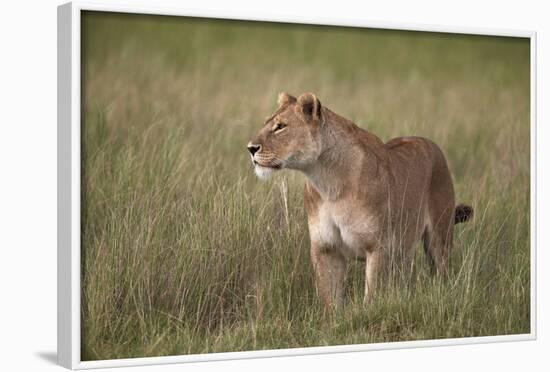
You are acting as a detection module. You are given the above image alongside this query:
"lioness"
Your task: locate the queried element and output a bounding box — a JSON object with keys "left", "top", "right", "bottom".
{"left": 247, "top": 92, "right": 473, "bottom": 310}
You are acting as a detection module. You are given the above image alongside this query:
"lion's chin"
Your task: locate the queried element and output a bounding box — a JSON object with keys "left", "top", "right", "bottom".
{"left": 254, "top": 165, "right": 279, "bottom": 181}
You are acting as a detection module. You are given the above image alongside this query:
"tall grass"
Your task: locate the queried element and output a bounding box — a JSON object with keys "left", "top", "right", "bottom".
{"left": 80, "top": 12, "right": 530, "bottom": 360}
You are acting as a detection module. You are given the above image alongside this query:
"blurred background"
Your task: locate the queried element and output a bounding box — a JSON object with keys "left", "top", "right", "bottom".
{"left": 81, "top": 11, "right": 530, "bottom": 360}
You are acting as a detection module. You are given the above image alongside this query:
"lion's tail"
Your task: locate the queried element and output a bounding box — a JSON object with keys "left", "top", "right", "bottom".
{"left": 454, "top": 204, "right": 473, "bottom": 224}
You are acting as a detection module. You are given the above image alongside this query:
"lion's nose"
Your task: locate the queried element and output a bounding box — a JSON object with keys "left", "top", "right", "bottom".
{"left": 247, "top": 144, "right": 261, "bottom": 156}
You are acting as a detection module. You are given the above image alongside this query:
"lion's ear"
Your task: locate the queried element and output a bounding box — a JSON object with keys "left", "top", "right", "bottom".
{"left": 277, "top": 92, "right": 296, "bottom": 107}
{"left": 297, "top": 92, "right": 322, "bottom": 124}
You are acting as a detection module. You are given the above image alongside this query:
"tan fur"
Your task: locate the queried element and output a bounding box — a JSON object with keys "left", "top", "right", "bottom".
{"left": 247, "top": 92, "right": 473, "bottom": 311}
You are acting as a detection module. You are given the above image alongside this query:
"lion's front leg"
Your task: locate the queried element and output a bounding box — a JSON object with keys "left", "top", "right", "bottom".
{"left": 365, "top": 248, "right": 386, "bottom": 303}
{"left": 310, "top": 242, "right": 346, "bottom": 312}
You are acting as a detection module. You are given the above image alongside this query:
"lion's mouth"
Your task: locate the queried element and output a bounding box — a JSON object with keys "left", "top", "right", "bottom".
{"left": 253, "top": 163, "right": 280, "bottom": 180}
{"left": 251, "top": 157, "right": 284, "bottom": 181}
{"left": 253, "top": 160, "right": 282, "bottom": 169}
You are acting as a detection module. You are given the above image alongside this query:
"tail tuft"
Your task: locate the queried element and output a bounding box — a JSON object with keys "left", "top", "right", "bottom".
{"left": 454, "top": 204, "right": 473, "bottom": 224}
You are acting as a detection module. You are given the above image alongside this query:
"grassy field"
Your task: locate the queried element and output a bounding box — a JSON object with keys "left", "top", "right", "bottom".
{"left": 80, "top": 12, "right": 531, "bottom": 360}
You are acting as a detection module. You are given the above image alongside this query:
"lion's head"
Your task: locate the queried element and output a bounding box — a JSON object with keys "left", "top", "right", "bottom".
{"left": 247, "top": 92, "right": 324, "bottom": 180}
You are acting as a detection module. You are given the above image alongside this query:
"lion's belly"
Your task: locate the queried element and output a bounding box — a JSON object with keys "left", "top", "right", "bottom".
{"left": 309, "top": 203, "right": 379, "bottom": 259}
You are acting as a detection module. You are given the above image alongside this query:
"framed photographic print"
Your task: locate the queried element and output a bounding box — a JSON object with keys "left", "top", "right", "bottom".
{"left": 57, "top": 1, "right": 536, "bottom": 369}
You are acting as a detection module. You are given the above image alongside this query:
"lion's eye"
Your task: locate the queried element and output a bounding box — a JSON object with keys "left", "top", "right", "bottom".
{"left": 273, "top": 123, "right": 286, "bottom": 133}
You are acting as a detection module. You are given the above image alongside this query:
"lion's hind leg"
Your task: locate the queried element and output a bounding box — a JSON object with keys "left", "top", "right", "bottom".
{"left": 423, "top": 145, "right": 456, "bottom": 277}
{"left": 422, "top": 210, "right": 453, "bottom": 277}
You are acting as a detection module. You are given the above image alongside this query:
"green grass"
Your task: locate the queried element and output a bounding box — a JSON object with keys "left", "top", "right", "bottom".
{"left": 80, "top": 11, "right": 531, "bottom": 360}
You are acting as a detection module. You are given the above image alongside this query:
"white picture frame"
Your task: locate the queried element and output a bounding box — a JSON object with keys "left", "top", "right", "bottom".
{"left": 57, "top": 1, "right": 537, "bottom": 369}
